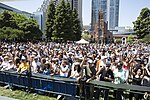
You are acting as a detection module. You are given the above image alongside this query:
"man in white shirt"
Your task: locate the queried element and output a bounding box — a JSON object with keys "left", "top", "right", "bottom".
{"left": 5, "top": 60, "right": 16, "bottom": 71}
{"left": 31, "top": 57, "right": 41, "bottom": 73}
{"left": 0, "top": 56, "right": 9, "bottom": 71}
{"left": 113, "top": 62, "right": 126, "bottom": 100}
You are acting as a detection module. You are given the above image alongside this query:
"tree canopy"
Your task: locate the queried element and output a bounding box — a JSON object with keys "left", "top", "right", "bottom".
{"left": 45, "top": 1, "right": 55, "bottom": 40}
{"left": 0, "top": 11, "right": 43, "bottom": 41}
{"left": 45, "top": 0, "right": 82, "bottom": 42}
{"left": 72, "top": 8, "right": 82, "bottom": 41}
{"left": 133, "top": 8, "right": 150, "bottom": 39}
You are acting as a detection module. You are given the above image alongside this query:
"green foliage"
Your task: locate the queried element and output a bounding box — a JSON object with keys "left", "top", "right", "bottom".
{"left": 0, "top": 11, "right": 43, "bottom": 41}
{"left": 72, "top": 9, "right": 82, "bottom": 41}
{"left": 64, "top": 1, "right": 73, "bottom": 41}
{"left": 0, "top": 87, "right": 56, "bottom": 100}
{"left": 0, "top": 11, "right": 18, "bottom": 29}
{"left": 127, "top": 34, "right": 135, "bottom": 43}
{"left": 0, "top": 27, "right": 23, "bottom": 41}
{"left": 52, "top": 0, "right": 66, "bottom": 41}
{"left": 45, "top": 1, "right": 55, "bottom": 40}
{"left": 82, "top": 33, "right": 91, "bottom": 41}
{"left": 140, "top": 33, "right": 150, "bottom": 43}
{"left": 20, "top": 19, "right": 43, "bottom": 40}
{"left": 133, "top": 8, "right": 150, "bottom": 39}
{"left": 46, "top": 0, "right": 82, "bottom": 42}
{"left": 115, "top": 39, "right": 122, "bottom": 43}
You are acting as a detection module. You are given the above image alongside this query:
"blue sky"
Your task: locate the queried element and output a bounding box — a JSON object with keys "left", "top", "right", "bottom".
{"left": 1, "top": 0, "right": 150, "bottom": 27}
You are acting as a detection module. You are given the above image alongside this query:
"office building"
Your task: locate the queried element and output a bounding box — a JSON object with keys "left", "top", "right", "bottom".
{"left": 0, "top": 2, "right": 33, "bottom": 18}
{"left": 69, "top": 0, "right": 82, "bottom": 24}
{"left": 107, "top": 0, "right": 119, "bottom": 30}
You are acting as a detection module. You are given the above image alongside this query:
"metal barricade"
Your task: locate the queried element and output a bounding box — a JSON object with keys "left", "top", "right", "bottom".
{"left": 0, "top": 71, "right": 77, "bottom": 97}
{"left": 0, "top": 70, "right": 150, "bottom": 100}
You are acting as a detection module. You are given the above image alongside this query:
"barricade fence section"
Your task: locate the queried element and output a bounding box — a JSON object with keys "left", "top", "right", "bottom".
{"left": 0, "top": 71, "right": 77, "bottom": 97}
{"left": 0, "top": 71, "right": 150, "bottom": 100}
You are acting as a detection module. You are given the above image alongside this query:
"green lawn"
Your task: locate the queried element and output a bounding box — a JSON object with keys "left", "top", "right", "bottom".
{"left": 0, "top": 87, "right": 57, "bottom": 100}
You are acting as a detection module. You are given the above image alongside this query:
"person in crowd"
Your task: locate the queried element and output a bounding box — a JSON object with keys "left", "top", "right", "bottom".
{"left": 80, "top": 56, "right": 96, "bottom": 99}
{"left": 113, "top": 61, "right": 126, "bottom": 100}
{"left": 96, "top": 56, "right": 107, "bottom": 80}
{"left": 51, "top": 58, "right": 60, "bottom": 75}
{"left": 43, "top": 61, "right": 51, "bottom": 75}
{"left": 17, "top": 56, "right": 30, "bottom": 74}
{"left": 5, "top": 60, "right": 17, "bottom": 71}
{"left": 129, "top": 68, "right": 143, "bottom": 100}
{"left": 31, "top": 56, "right": 41, "bottom": 73}
{"left": 59, "top": 60, "right": 70, "bottom": 77}
{"left": 95, "top": 62, "right": 114, "bottom": 100}
{"left": 0, "top": 42, "right": 149, "bottom": 99}
{"left": 0, "top": 56, "right": 9, "bottom": 71}
{"left": 70, "top": 62, "right": 82, "bottom": 79}
{"left": 142, "top": 59, "right": 150, "bottom": 87}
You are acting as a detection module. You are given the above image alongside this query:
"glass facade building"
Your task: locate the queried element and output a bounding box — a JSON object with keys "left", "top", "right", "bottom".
{"left": 91, "top": 0, "right": 119, "bottom": 30}
{"left": 0, "top": 2, "right": 33, "bottom": 18}
{"left": 107, "top": 0, "right": 119, "bottom": 30}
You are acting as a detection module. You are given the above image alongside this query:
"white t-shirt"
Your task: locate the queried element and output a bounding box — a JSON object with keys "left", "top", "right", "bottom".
{"left": 59, "top": 65, "right": 69, "bottom": 77}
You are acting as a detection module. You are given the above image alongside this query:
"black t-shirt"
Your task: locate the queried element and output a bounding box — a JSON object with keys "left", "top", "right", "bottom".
{"left": 132, "top": 76, "right": 142, "bottom": 86}
{"left": 90, "top": 66, "right": 96, "bottom": 76}
{"left": 100, "top": 69, "right": 114, "bottom": 82}
{"left": 85, "top": 65, "right": 96, "bottom": 79}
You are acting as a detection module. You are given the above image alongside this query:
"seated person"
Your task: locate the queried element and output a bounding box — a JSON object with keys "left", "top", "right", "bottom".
{"left": 5, "top": 60, "right": 17, "bottom": 71}
{"left": 0, "top": 56, "right": 9, "bottom": 71}
{"left": 17, "top": 56, "right": 30, "bottom": 74}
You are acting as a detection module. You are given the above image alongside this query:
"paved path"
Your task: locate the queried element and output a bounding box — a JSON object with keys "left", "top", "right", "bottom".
{"left": 0, "top": 96, "right": 17, "bottom": 100}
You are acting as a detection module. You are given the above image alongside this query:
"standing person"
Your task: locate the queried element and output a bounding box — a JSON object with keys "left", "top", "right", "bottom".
{"left": 129, "top": 68, "right": 143, "bottom": 100}
{"left": 96, "top": 56, "right": 107, "bottom": 80}
{"left": 70, "top": 62, "right": 82, "bottom": 79}
{"left": 42, "top": 61, "right": 51, "bottom": 75}
{"left": 113, "top": 62, "right": 126, "bottom": 100}
{"left": 31, "top": 57, "right": 41, "bottom": 73}
{"left": 142, "top": 56, "right": 150, "bottom": 87}
{"left": 81, "top": 56, "right": 96, "bottom": 100}
{"left": 59, "top": 60, "right": 70, "bottom": 77}
{"left": 95, "top": 62, "right": 114, "bottom": 100}
{"left": 5, "top": 60, "right": 17, "bottom": 71}
{"left": 0, "top": 56, "right": 10, "bottom": 71}
{"left": 17, "top": 56, "right": 30, "bottom": 74}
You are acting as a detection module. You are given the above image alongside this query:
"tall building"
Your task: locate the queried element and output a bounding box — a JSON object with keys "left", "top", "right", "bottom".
{"left": 107, "top": 0, "right": 119, "bottom": 30}
{"left": 0, "top": 2, "right": 33, "bottom": 18}
{"left": 69, "top": 0, "right": 82, "bottom": 24}
{"left": 91, "top": 0, "right": 119, "bottom": 31}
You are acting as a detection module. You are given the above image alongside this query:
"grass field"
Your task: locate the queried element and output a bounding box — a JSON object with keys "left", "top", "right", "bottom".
{"left": 0, "top": 86, "right": 57, "bottom": 100}
{"left": 0, "top": 86, "right": 145, "bottom": 100}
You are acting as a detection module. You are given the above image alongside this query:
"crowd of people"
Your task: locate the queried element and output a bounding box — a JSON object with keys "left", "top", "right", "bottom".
{"left": 0, "top": 42, "right": 150, "bottom": 100}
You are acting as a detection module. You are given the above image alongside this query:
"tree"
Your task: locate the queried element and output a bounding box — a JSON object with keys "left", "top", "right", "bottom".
{"left": 127, "top": 34, "right": 134, "bottom": 43}
{"left": 0, "top": 27, "right": 23, "bottom": 41}
{"left": 72, "top": 9, "right": 82, "bottom": 41}
{"left": 140, "top": 34, "right": 150, "bottom": 43}
{"left": 133, "top": 8, "right": 150, "bottom": 39}
{"left": 0, "top": 11, "right": 43, "bottom": 41}
{"left": 52, "top": 0, "right": 74, "bottom": 42}
{"left": 0, "top": 11, "right": 18, "bottom": 29}
{"left": 45, "top": 1, "right": 55, "bottom": 40}
{"left": 64, "top": 0, "right": 73, "bottom": 40}
{"left": 82, "top": 33, "right": 91, "bottom": 41}
{"left": 52, "top": 0, "right": 67, "bottom": 41}
{"left": 19, "top": 19, "right": 43, "bottom": 40}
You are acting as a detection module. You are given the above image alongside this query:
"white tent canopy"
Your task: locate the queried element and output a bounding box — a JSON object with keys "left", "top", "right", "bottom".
{"left": 76, "top": 39, "right": 89, "bottom": 44}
